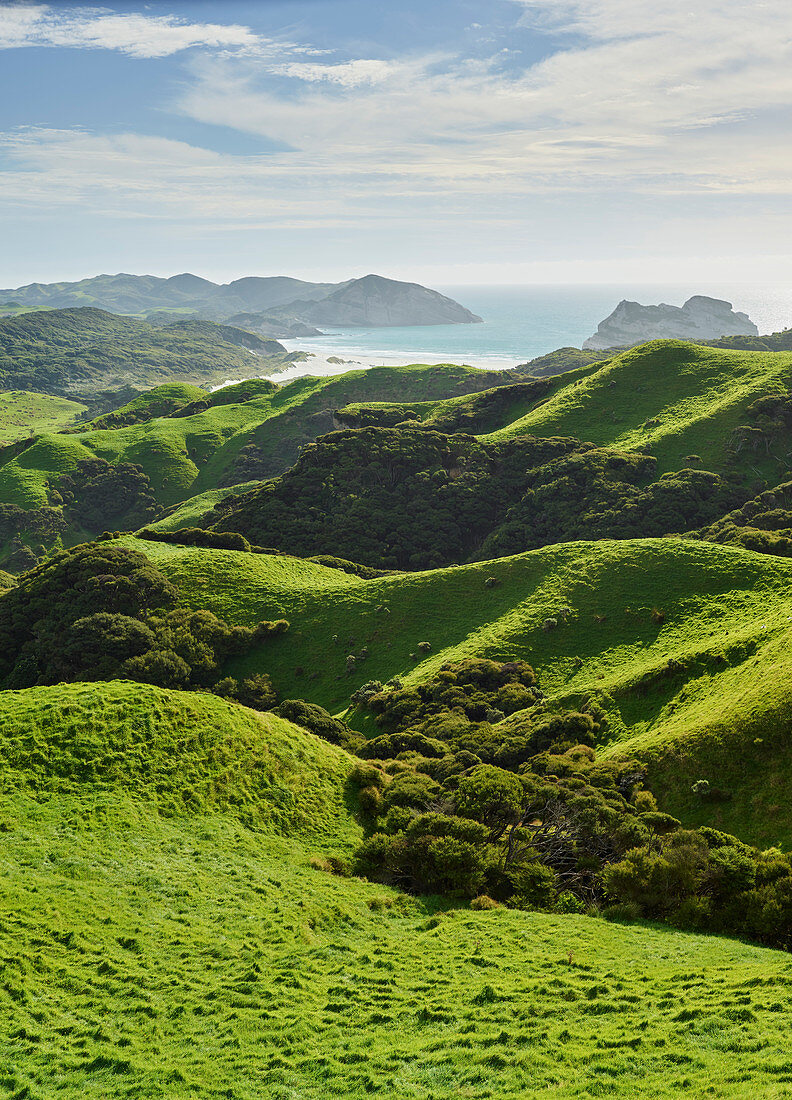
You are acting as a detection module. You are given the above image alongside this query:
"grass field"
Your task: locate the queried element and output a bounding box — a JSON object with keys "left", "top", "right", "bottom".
{"left": 485, "top": 341, "right": 792, "bottom": 480}
{"left": 115, "top": 535, "right": 792, "bottom": 847}
{"left": 0, "top": 390, "right": 87, "bottom": 443}
{"left": 4, "top": 679, "right": 792, "bottom": 1099}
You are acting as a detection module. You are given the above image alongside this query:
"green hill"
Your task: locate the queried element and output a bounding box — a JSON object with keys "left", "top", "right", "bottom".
{"left": 0, "top": 307, "right": 290, "bottom": 397}
{"left": 206, "top": 342, "right": 792, "bottom": 568}
{"left": 487, "top": 341, "right": 792, "bottom": 479}
{"left": 0, "top": 679, "right": 355, "bottom": 834}
{"left": 341, "top": 341, "right": 792, "bottom": 482}
{"left": 4, "top": 678, "right": 792, "bottom": 1098}
{"left": 114, "top": 535, "right": 792, "bottom": 847}
{"left": 0, "top": 363, "right": 524, "bottom": 569}
{"left": 83, "top": 382, "right": 208, "bottom": 430}
{"left": 0, "top": 390, "right": 87, "bottom": 442}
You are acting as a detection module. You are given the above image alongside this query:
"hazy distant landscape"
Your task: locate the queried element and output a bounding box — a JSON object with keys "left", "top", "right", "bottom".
{"left": 2, "top": 1, "right": 792, "bottom": 1098}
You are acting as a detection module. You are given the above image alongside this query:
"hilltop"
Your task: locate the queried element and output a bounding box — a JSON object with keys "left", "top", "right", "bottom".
{"left": 269, "top": 274, "right": 482, "bottom": 327}
{"left": 5, "top": 340, "right": 792, "bottom": 573}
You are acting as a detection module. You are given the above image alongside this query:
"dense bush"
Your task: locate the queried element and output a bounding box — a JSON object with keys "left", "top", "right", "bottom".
{"left": 0, "top": 544, "right": 285, "bottom": 700}
{"left": 695, "top": 478, "right": 792, "bottom": 557}
{"left": 347, "top": 657, "right": 792, "bottom": 948}
{"left": 604, "top": 829, "right": 792, "bottom": 948}
{"left": 54, "top": 457, "right": 162, "bottom": 532}
{"left": 138, "top": 526, "right": 252, "bottom": 551}
{"left": 211, "top": 427, "right": 744, "bottom": 570}
{"left": 276, "top": 698, "right": 360, "bottom": 750}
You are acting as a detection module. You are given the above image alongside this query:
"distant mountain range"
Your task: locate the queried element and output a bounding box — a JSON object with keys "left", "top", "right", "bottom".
{"left": 0, "top": 272, "right": 482, "bottom": 336}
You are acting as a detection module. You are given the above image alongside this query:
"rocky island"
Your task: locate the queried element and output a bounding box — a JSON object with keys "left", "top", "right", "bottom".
{"left": 583, "top": 294, "right": 758, "bottom": 350}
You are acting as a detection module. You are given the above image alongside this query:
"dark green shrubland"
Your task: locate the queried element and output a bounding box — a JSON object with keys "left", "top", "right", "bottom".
{"left": 349, "top": 658, "right": 792, "bottom": 949}
{"left": 212, "top": 427, "right": 744, "bottom": 570}
{"left": 0, "top": 543, "right": 285, "bottom": 701}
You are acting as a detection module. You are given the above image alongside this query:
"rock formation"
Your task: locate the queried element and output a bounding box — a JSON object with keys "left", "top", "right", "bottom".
{"left": 583, "top": 295, "right": 758, "bottom": 350}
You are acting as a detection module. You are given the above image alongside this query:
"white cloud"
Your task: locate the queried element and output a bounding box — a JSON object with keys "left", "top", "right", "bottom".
{"left": 173, "top": 0, "right": 792, "bottom": 202}
{"left": 0, "top": 3, "right": 259, "bottom": 58}
{"left": 1, "top": 0, "right": 791, "bottom": 247}
{"left": 271, "top": 58, "right": 404, "bottom": 88}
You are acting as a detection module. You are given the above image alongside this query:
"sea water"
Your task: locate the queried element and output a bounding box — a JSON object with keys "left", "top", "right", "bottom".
{"left": 274, "top": 283, "right": 792, "bottom": 381}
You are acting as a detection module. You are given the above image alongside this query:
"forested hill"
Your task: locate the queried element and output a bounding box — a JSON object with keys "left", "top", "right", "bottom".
{"left": 0, "top": 307, "right": 290, "bottom": 396}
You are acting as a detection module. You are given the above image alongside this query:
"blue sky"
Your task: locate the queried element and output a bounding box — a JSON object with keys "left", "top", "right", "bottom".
{"left": 0, "top": 0, "right": 791, "bottom": 287}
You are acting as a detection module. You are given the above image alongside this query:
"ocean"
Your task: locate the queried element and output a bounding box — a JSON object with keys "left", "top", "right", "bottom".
{"left": 273, "top": 283, "right": 792, "bottom": 382}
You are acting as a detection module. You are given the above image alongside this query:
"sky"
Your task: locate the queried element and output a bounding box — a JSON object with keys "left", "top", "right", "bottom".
{"left": 0, "top": 0, "right": 791, "bottom": 288}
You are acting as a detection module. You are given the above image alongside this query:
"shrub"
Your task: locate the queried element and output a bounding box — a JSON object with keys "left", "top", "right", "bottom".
{"left": 470, "top": 895, "right": 500, "bottom": 910}
{"left": 602, "top": 901, "right": 641, "bottom": 923}
{"left": 358, "top": 786, "right": 383, "bottom": 816}
{"left": 350, "top": 761, "right": 387, "bottom": 791}
{"left": 507, "top": 861, "right": 556, "bottom": 909}
{"left": 276, "top": 698, "right": 355, "bottom": 746}
{"left": 455, "top": 765, "right": 524, "bottom": 836}
{"left": 381, "top": 772, "right": 440, "bottom": 812}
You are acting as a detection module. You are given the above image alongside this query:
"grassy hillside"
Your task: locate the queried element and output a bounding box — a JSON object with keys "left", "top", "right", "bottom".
{"left": 0, "top": 307, "right": 290, "bottom": 397}
{"left": 0, "top": 680, "right": 355, "bottom": 835}
{"left": 117, "top": 535, "right": 792, "bottom": 847}
{"left": 149, "top": 481, "right": 262, "bottom": 531}
{"left": 202, "top": 341, "right": 792, "bottom": 570}
{"left": 4, "top": 678, "right": 792, "bottom": 1098}
{"left": 0, "top": 390, "right": 87, "bottom": 442}
{"left": 486, "top": 341, "right": 792, "bottom": 479}
{"left": 84, "top": 382, "right": 208, "bottom": 430}
{"left": 339, "top": 342, "right": 792, "bottom": 488}
{"left": 0, "top": 363, "right": 525, "bottom": 567}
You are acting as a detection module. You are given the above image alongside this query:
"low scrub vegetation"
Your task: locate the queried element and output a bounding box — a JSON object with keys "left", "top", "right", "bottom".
{"left": 347, "top": 659, "right": 792, "bottom": 949}
{"left": 0, "top": 544, "right": 285, "bottom": 705}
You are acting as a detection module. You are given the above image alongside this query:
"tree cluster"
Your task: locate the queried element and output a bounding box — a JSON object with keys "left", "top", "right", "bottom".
{"left": 344, "top": 658, "right": 792, "bottom": 949}
{"left": 0, "top": 544, "right": 285, "bottom": 704}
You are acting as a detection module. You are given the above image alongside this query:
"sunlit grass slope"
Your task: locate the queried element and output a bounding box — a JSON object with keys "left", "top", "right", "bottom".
{"left": 148, "top": 481, "right": 262, "bottom": 531}
{"left": 85, "top": 381, "right": 207, "bottom": 430}
{"left": 0, "top": 363, "right": 514, "bottom": 511}
{"left": 486, "top": 341, "right": 792, "bottom": 477}
{"left": 0, "top": 680, "right": 356, "bottom": 837}
{"left": 0, "top": 390, "right": 86, "bottom": 442}
{"left": 341, "top": 342, "right": 792, "bottom": 483}
{"left": 119, "top": 536, "right": 792, "bottom": 846}
{"left": 4, "top": 680, "right": 792, "bottom": 1098}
